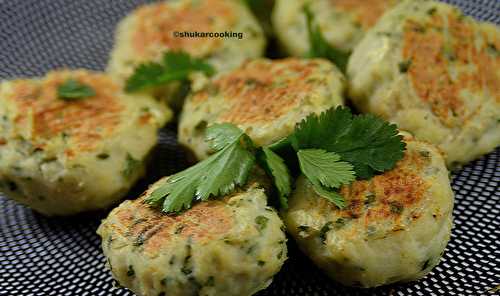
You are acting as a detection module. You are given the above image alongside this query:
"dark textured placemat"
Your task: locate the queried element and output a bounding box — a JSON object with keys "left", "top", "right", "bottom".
{"left": 0, "top": 1, "right": 499, "bottom": 295}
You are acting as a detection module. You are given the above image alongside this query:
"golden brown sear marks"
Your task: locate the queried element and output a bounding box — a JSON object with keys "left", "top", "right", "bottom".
{"left": 315, "top": 142, "right": 430, "bottom": 234}
{"left": 403, "top": 11, "right": 500, "bottom": 127}
{"left": 193, "top": 59, "right": 323, "bottom": 124}
{"left": 113, "top": 197, "right": 233, "bottom": 255}
{"left": 132, "top": 0, "right": 235, "bottom": 58}
{"left": 332, "top": 0, "right": 395, "bottom": 29}
{"left": 8, "top": 72, "right": 124, "bottom": 154}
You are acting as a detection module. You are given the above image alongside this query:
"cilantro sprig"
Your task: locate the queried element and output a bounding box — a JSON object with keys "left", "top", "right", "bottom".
{"left": 146, "top": 124, "right": 255, "bottom": 213}
{"left": 147, "top": 107, "right": 405, "bottom": 213}
{"left": 57, "top": 79, "right": 96, "bottom": 101}
{"left": 303, "top": 4, "right": 350, "bottom": 72}
{"left": 290, "top": 107, "right": 406, "bottom": 179}
{"left": 125, "top": 51, "right": 215, "bottom": 93}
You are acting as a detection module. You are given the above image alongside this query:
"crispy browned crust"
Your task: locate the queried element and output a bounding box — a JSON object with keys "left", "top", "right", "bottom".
{"left": 7, "top": 71, "right": 124, "bottom": 154}
{"left": 110, "top": 196, "right": 233, "bottom": 255}
{"left": 192, "top": 58, "right": 329, "bottom": 124}
{"left": 310, "top": 137, "right": 432, "bottom": 238}
{"left": 402, "top": 11, "right": 500, "bottom": 127}
{"left": 131, "top": 0, "right": 235, "bottom": 57}
{"left": 332, "top": 0, "right": 396, "bottom": 29}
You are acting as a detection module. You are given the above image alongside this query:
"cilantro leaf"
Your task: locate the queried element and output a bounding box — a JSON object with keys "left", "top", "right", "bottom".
{"left": 312, "top": 185, "right": 346, "bottom": 208}
{"left": 290, "top": 106, "right": 352, "bottom": 151}
{"left": 145, "top": 125, "right": 255, "bottom": 213}
{"left": 297, "top": 149, "right": 354, "bottom": 208}
{"left": 297, "top": 149, "right": 355, "bottom": 188}
{"left": 205, "top": 123, "right": 248, "bottom": 152}
{"left": 57, "top": 79, "right": 96, "bottom": 101}
{"left": 303, "top": 4, "right": 350, "bottom": 72}
{"left": 125, "top": 51, "right": 215, "bottom": 93}
{"left": 258, "top": 147, "right": 292, "bottom": 208}
{"left": 122, "top": 153, "right": 141, "bottom": 179}
{"left": 291, "top": 106, "right": 406, "bottom": 179}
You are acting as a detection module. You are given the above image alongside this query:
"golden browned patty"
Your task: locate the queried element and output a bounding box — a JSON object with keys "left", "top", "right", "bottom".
{"left": 6, "top": 71, "right": 124, "bottom": 153}
{"left": 348, "top": 0, "right": 500, "bottom": 167}
{"left": 97, "top": 178, "right": 287, "bottom": 296}
{"left": 272, "top": 0, "right": 398, "bottom": 56}
{"left": 0, "top": 70, "right": 169, "bottom": 215}
{"left": 108, "top": 0, "right": 266, "bottom": 88}
{"left": 179, "top": 58, "right": 345, "bottom": 159}
{"left": 284, "top": 134, "right": 454, "bottom": 287}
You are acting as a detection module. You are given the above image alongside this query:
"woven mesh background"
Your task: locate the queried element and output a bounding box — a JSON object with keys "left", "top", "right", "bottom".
{"left": 0, "top": 0, "right": 499, "bottom": 295}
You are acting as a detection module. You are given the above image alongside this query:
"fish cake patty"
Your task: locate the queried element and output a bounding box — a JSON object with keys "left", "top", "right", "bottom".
{"left": 347, "top": 0, "right": 500, "bottom": 167}
{"left": 284, "top": 136, "right": 454, "bottom": 287}
{"left": 179, "top": 58, "right": 345, "bottom": 159}
{"left": 108, "top": 0, "right": 266, "bottom": 87}
{"left": 97, "top": 179, "right": 287, "bottom": 296}
{"left": 0, "top": 69, "right": 169, "bottom": 215}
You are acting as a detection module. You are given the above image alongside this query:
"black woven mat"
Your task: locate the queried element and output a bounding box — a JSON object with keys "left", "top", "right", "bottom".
{"left": 0, "top": 1, "right": 499, "bottom": 295}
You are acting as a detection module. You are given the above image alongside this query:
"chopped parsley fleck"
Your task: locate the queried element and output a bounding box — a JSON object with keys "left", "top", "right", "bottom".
{"left": 205, "top": 276, "right": 215, "bottom": 287}
{"left": 257, "top": 260, "right": 266, "bottom": 266}
{"left": 122, "top": 153, "right": 141, "bottom": 179}
{"left": 97, "top": 153, "right": 109, "bottom": 160}
{"left": 389, "top": 201, "right": 404, "bottom": 214}
{"left": 127, "top": 265, "right": 135, "bottom": 277}
{"left": 364, "top": 193, "right": 376, "bottom": 206}
{"left": 333, "top": 217, "right": 349, "bottom": 230}
{"left": 57, "top": 79, "right": 96, "bottom": 101}
{"left": 421, "top": 258, "right": 432, "bottom": 271}
{"left": 255, "top": 216, "right": 269, "bottom": 232}
{"left": 319, "top": 221, "right": 333, "bottom": 244}
{"left": 398, "top": 60, "right": 412, "bottom": 73}
{"left": 298, "top": 225, "right": 310, "bottom": 232}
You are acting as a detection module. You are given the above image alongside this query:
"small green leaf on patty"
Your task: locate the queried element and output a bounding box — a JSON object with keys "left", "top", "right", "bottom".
{"left": 122, "top": 153, "right": 141, "bottom": 179}
{"left": 57, "top": 79, "right": 96, "bottom": 101}
{"left": 125, "top": 51, "right": 215, "bottom": 92}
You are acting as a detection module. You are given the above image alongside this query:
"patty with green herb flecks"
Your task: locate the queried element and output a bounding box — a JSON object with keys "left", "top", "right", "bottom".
{"left": 108, "top": 0, "right": 266, "bottom": 95}
{"left": 272, "top": 0, "right": 398, "bottom": 57}
{"left": 97, "top": 176, "right": 287, "bottom": 296}
{"left": 347, "top": 0, "right": 500, "bottom": 168}
{"left": 0, "top": 69, "right": 169, "bottom": 216}
{"left": 284, "top": 134, "right": 453, "bottom": 287}
{"left": 179, "top": 58, "right": 345, "bottom": 160}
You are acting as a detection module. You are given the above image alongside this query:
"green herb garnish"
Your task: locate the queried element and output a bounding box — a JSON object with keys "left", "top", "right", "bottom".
{"left": 57, "top": 79, "right": 96, "bottom": 101}
{"left": 290, "top": 106, "right": 406, "bottom": 179}
{"left": 303, "top": 4, "right": 350, "bottom": 72}
{"left": 255, "top": 215, "right": 269, "bottom": 232}
{"left": 258, "top": 147, "right": 291, "bottom": 208}
{"left": 125, "top": 51, "right": 215, "bottom": 92}
{"left": 146, "top": 107, "right": 405, "bottom": 213}
{"left": 122, "top": 153, "right": 141, "bottom": 179}
{"left": 398, "top": 60, "right": 412, "bottom": 73}
{"left": 297, "top": 149, "right": 354, "bottom": 207}
{"left": 145, "top": 123, "right": 255, "bottom": 213}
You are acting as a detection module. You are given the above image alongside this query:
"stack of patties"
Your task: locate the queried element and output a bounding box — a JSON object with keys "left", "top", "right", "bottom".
{"left": 0, "top": 70, "right": 169, "bottom": 216}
